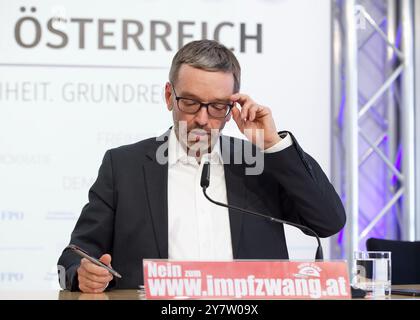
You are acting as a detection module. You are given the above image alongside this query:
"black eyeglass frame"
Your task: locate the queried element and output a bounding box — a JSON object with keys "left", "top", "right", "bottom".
{"left": 171, "top": 83, "right": 234, "bottom": 119}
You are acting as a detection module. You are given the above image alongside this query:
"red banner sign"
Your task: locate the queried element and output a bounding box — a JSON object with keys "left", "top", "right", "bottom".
{"left": 143, "top": 260, "right": 350, "bottom": 299}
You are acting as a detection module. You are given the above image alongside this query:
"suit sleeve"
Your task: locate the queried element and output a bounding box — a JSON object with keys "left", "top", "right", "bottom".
{"left": 263, "top": 132, "right": 346, "bottom": 238}
{"left": 57, "top": 150, "right": 117, "bottom": 291}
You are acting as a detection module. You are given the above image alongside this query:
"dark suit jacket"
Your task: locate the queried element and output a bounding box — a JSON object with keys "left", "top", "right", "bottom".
{"left": 58, "top": 130, "right": 346, "bottom": 291}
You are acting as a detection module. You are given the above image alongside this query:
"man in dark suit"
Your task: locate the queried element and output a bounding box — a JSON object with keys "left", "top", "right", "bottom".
{"left": 58, "top": 40, "right": 346, "bottom": 293}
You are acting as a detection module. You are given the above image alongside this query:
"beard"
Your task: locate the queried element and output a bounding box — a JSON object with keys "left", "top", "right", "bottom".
{"left": 175, "top": 121, "right": 221, "bottom": 158}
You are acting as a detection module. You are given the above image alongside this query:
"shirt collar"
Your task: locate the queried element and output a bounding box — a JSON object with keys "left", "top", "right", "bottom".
{"left": 168, "top": 127, "right": 223, "bottom": 167}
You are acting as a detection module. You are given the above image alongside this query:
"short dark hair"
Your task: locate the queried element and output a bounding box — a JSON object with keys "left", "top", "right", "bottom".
{"left": 169, "top": 40, "right": 241, "bottom": 92}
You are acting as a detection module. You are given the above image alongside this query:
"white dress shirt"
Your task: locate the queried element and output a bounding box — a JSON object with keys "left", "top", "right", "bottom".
{"left": 167, "top": 129, "right": 293, "bottom": 260}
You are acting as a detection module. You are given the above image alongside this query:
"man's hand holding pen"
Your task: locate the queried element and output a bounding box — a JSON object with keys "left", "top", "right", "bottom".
{"left": 77, "top": 254, "right": 113, "bottom": 293}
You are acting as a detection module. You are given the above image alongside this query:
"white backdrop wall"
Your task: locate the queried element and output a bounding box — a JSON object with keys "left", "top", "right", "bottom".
{"left": 0, "top": 0, "right": 332, "bottom": 290}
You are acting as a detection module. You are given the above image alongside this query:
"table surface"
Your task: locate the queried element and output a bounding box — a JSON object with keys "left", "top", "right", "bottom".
{"left": 0, "top": 285, "right": 419, "bottom": 300}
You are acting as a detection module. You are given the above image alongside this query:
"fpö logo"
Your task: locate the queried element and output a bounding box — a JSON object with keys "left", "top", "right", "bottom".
{"left": 294, "top": 263, "right": 321, "bottom": 278}
{"left": 0, "top": 272, "right": 24, "bottom": 282}
{"left": 0, "top": 210, "right": 24, "bottom": 221}
{"left": 13, "top": 5, "right": 263, "bottom": 52}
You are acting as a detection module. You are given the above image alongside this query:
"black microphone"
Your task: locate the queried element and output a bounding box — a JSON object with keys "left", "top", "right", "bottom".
{"left": 200, "top": 161, "right": 323, "bottom": 260}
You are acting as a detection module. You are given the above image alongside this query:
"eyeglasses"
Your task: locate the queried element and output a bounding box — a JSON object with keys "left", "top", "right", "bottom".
{"left": 171, "top": 84, "right": 233, "bottom": 119}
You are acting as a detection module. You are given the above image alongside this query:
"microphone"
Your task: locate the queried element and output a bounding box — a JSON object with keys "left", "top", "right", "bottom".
{"left": 200, "top": 161, "right": 324, "bottom": 260}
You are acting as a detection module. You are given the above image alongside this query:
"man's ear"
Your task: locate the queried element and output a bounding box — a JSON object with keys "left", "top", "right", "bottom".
{"left": 165, "top": 82, "right": 173, "bottom": 111}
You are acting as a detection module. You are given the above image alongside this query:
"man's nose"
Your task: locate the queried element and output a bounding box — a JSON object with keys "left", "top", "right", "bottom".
{"left": 194, "top": 106, "right": 209, "bottom": 126}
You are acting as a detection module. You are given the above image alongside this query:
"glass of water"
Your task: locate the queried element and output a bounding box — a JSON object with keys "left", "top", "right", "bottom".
{"left": 353, "top": 251, "right": 392, "bottom": 298}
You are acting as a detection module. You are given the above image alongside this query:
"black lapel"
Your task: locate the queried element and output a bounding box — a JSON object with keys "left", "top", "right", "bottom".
{"left": 143, "top": 131, "right": 170, "bottom": 258}
{"left": 221, "top": 136, "right": 247, "bottom": 259}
